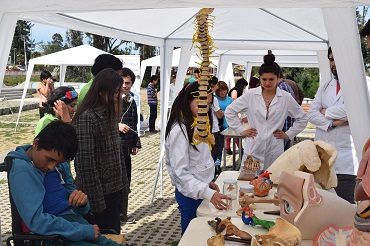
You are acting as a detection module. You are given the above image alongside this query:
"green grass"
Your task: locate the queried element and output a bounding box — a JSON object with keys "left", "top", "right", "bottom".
{"left": 3, "top": 76, "right": 39, "bottom": 86}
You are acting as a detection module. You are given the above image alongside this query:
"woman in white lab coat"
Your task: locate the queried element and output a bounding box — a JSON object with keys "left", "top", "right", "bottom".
{"left": 225, "top": 53, "right": 308, "bottom": 170}
{"left": 165, "top": 82, "right": 231, "bottom": 235}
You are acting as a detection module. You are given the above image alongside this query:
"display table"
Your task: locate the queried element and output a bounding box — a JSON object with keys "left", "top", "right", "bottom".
{"left": 220, "top": 128, "right": 243, "bottom": 170}
{"left": 178, "top": 217, "right": 313, "bottom": 246}
{"left": 197, "top": 171, "right": 279, "bottom": 220}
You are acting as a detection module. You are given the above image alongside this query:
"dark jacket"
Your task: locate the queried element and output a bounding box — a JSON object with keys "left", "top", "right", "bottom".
{"left": 73, "top": 106, "right": 129, "bottom": 213}
{"left": 119, "top": 92, "right": 142, "bottom": 151}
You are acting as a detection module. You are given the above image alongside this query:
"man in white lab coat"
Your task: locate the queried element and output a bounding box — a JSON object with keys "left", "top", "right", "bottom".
{"left": 307, "top": 46, "right": 358, "bottom": 204}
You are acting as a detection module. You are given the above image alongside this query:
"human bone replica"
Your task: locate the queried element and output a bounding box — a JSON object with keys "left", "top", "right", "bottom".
{"left": 207, "top": 234, "right": 224, "bottom": 246}
{"left": 238, "top": 155, "right": 260, "bottom": 181}
{"left": 268, "top": 140, "right": 337, "bottom": 189}
{"left": 251, "top": 218, "right": 301, "bottom": 246}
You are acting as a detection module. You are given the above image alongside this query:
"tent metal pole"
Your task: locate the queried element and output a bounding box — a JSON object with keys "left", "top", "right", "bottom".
{"left": 150, "top": 142, "right": 165, "bottom": 205}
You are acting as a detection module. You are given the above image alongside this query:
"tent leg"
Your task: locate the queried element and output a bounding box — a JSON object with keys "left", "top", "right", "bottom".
{"left": 150, "top": 142, "right": 165, "bottom": 205}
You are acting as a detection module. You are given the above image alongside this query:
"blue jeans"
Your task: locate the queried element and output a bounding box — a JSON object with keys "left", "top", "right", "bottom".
{"left": 44, "top": 214, "right": 125, "bottom": 246}
{"left": 175, "top": 189, "right": 202, "bottom": 235}
{"left": 148, "top": 104, "right": 157, "bottom": 131}
{"left": 284, "top": 139, "right": 292, "bottom": 151}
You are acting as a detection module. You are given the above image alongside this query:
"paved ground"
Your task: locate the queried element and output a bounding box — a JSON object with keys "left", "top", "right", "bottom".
{"left": 0, "top": 97, "right": 315, "bottom": 246}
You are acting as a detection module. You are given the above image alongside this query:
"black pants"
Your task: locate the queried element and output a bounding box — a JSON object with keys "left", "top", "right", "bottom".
{"left": 335, "top": 174, "right": 356, "bottom": 204}
{"left": 123, "top": 148, "right": 132, "bottom": 186}
{"left": 149, "top": 104, "right": 157, "bottom": 131}
{"left": 93, "top": 190, "right": 122, "bottom": 233}
{"left": 211, "top": 132, "right": 222, "bottom": 162}
{"left": 120, "top": 149, "right": 132, "bottom": 219}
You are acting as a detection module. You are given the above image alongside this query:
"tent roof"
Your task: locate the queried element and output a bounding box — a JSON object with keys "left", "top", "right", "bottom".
{"left": 142, "top": 48, "right": 218, "bottom": 67}
{"left": 29, "top": 44, "right": 107, "bottom": 66}
{"left": 4, "top": 0, "right": 368, "bottom": 12}
{"left": 14, "top": 5, "right": 362, "bottom": 51}
{"left": 216, "top": 49, "right": 319, "bottom": 67}
{"left": 142, "top": 48, "right": 318, "bottom": 68}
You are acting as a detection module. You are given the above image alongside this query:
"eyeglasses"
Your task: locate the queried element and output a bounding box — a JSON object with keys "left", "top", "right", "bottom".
{"left": 328, "top": 57, "right": 334, "bottom": 62}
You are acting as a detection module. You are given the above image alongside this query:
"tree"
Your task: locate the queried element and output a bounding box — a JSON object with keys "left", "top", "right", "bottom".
{"left": 283, "top": 67, "right": 320, "bottom": 99}
{"left": 64, "top": 29, "right": 91, "bottom": 82}
{"left": 39, "top": 33, "right": 64, "bottom": 55}
{"left": 357, "top": 6, "right": 370, "bottom": 70}
{"left": 52, "top": 33, "right": 64, "bottom": 48}
{"left": 85, "top": 33, "right": 132, "bottom": 54}
{"left": 10, "top": 20, "right": 33, "bottom": 66}
{"left": 65, "top": 30, "right": 84, "bottom": 48}
{"left": 134, "top": 43, "right": 158, "bottom": 61}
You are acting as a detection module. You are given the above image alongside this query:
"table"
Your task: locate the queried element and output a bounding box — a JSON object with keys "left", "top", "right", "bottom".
{"left": 220, "top": 128, "right": 244, "bottom": 170}
{"left": 197, "top": 171, "right": 279, "bottom": 220}
{"left": 178, "top": 217, "right": 313, "bottom": 246}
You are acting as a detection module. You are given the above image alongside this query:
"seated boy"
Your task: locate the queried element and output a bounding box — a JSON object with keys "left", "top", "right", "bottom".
{"left": 7, "top": 120, "right": 125, "bottom": 246}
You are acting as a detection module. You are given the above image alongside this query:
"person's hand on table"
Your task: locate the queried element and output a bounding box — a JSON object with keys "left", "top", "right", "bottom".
{"left": 209, "top": 181, "right": 220, "bottom": 192}
{"left": 210, "top": 192, "right": 232, "bottom": 210}
{"left": 273, "top": 129, "right": 289, "bottom": 139}
{"left": 241, "top": 128, "right": 257, "bottom": 138}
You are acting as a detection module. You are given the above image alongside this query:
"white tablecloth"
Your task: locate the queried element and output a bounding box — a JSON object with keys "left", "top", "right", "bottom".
{"left": 178, "top": 217, "right": 313, "bottom": 246}
{"left": 197, "top": 171, "right": 279, "bottom": 220}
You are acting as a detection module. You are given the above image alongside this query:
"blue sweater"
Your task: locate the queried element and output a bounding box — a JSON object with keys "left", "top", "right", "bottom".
{"left": 7, "top": 145, "right": 95, "bottom": 242}
{"left": 215, "top": 95, "right": 233, "bottom": 129}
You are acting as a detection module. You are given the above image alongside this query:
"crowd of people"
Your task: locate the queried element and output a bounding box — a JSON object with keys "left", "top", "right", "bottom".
{"left": 8, "top": 54, "right": 142, "bottom": 245}
{"left": 6, "top": 22, "right": 370, "bottom": 242}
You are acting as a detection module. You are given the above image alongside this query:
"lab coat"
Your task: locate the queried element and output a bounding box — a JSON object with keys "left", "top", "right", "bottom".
{"left": 307, "top": 78, "right": 358, "bottom": 175}
{"left": 225, "top": 86, "right": 308, "bottom": 170}
{"left": 165, "top": 122, "right": 216, "bottom": 201}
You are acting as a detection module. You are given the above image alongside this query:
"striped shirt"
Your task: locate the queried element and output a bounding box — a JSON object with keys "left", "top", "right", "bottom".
{"left": 147, "top": 83, "right": 157, "bottom": 105}
{"left": 278, "top": 80, "right": 295, "bottom": 132}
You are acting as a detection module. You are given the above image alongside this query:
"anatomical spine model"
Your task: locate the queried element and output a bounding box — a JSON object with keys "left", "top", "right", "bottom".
{"left": 192, "top": 8, "right": 216, "bottom": 141}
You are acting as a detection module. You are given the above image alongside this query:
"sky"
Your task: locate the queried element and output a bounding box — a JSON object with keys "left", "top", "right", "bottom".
{"left": 31, "top": 23, "right": 67, "bottom": 43}
{"left": 30, "top": 22, "right": 138, "bottom": 53}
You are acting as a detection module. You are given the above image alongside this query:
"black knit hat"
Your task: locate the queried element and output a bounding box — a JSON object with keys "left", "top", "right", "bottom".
{"left": 91, "top": 54, "right": 122, "bottom": 76}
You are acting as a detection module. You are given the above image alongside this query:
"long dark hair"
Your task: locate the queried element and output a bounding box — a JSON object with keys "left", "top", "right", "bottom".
{"left": 165, "top": 82, "right": 213, "bottom": 150}
{"left": 73, "top": 68, "right": 123, "bottom": 127}
{"left": 228, "top": 78, "right": 248, "bottom": 98}
{"left": 42, "top": 86, "right": 77, "bottom": 115}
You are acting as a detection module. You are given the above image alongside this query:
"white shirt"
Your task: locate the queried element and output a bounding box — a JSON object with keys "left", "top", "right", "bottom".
{"left": 165, "top": 122, "right": 215, "bottom": 201}
{"left": 307, "top": 78, "right": 358, "bottom": 175}
{"left": 225, "top": 86, "right": 308, "bottom": 170}
{"left": 211, "top": 97, "right": 220, "bottom": 133}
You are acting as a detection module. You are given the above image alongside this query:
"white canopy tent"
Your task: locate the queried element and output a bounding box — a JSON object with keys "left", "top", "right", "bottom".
{"left": 0, "top": 1, "right": 369, "bottom": 200}
{"left": 141, "top": 48, "right": 321, "bottom": 102}
{"left": 139, "top": 48, "right": 226, "bottom": 99}
{"left": 15, "top": 44, "right": 108, "bottom": 129}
